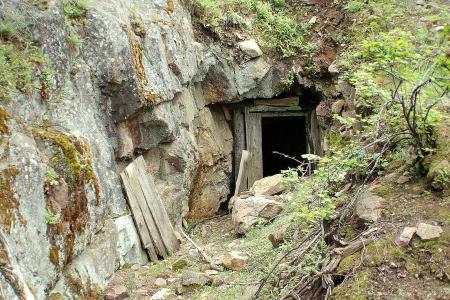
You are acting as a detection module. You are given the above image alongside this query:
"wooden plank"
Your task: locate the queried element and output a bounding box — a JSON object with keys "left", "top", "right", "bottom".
{"left": 120, "top": 156, "right": 180, "bottom": 260}
{"left": 260, "top": 112, "right": 308, "bottom": 118}
{"left": 125, "top": 161, "right": 167, "bottom": 257}
{"left": 120, "top": 167, "right": 158, "bottom": 261}
{"left": 133, "top": 157, "right": 180, "bottom": 256}
{"left": 233, "top": 109, "right": 245, "bottom": 184}
{"left": 222, "top": 105, "right": 232, "bottom": 121}
{"left": 248, "top": 105, "right": 303, "bottom": 113}
{"left": 254, "top": 96, "right": 299, "bottom": 107}
{"left": 245, "top": 108, "right": 263, "bottom": 187}
{"left": 234, "top": 150, "right": 249, "bottom": 196}
{"left": 310, "top": 110, "right": 323, "bottom": 156}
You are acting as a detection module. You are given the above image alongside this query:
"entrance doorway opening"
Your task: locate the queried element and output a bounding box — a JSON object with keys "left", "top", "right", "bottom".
{"left": 261, "top": 116, "right": 307, "bottom": 177}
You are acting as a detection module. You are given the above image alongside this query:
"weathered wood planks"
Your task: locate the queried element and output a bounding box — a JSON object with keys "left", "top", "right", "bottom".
{"left": 245, "top": 108, "right": 263, "bottom": 187}
{"left": 234, "top": 150, "right": 249, "bottom": 196}
{"left": 120, "top": 156, "right": 180, "bottom": 261}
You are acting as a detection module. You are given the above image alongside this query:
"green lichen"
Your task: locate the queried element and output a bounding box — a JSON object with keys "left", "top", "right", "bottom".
{"left": 33, "top": 127, "right": 100, "bottom": 202}
{"left": 34, "top": 128, "right": 101, "bottom": 265}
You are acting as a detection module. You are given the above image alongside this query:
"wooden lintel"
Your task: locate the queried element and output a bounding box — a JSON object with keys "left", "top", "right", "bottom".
{"left": 254, "top": 96, "right": 299, "bottom": 107}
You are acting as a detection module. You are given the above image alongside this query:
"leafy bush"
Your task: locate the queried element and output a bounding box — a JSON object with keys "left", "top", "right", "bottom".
{"left": 46, "top": 168, "right": 60, "bottom": 187}
{"left": 45, "top": 208, "right": 61, "bottom": 224}
{"left": 0, "top": 21, "right": 17, "bottom": 39}
{"left": 62, "top": 0, "right": 89, "bottom": 18}
{"left": 338, "top": 0, "right": 449, "bottom": 159}
{"left": 345, "top": 1, "right": 365, "bottom": 13}
{"left": 0, "top": 44, "right": 34, "bottom": 102}
{"left": 282, "top": 145, "right": 375, "bottom": 225}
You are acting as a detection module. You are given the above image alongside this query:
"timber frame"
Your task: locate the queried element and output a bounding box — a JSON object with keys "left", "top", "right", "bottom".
{"left": 231, "top": 96, "right": 322, "bottom": 189}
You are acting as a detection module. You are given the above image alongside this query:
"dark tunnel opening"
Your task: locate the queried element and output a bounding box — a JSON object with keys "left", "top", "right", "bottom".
{"left": 261, "top": 116, "right": 307, "bottom": 177}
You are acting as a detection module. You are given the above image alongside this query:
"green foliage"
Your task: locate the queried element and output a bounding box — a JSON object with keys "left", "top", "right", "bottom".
{"left": 338, "top": 0, "right": 449, "bottom": 157}
{"left": 68, "top": 29, "right": 83, "bottom": 47}
{"left": 46, "top": 167, "right": 60, "bottom": 187}
{"left": 45, "top": 208, "right": 61, "bottom": 224}
{"left": 345, "top": 1, "right": 365, "bottom": 13}
{"left": 0, "top": 43, "right": 34, "bottom": 102}
{"left": 62, "top": 0, "right": 89, "bottom": 18}
{"left": 0, "top": 21, "right": 17, "bottom": 39}
{"left": 283, "top": 145, "right": 374, "bottom": 225}
{"left": 433, "top": 169, "right": 450, "bottom": 188}
{"left": 193, "top": 0, "right": 313, "bottom": 58}
{"left": 274, "top": 71, "right": 295, "bottom": 94}
{"left": 271, "top": 0, "right": 285, "bottom": 8}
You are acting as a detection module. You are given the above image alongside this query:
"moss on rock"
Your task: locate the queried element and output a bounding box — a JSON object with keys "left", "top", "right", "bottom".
{"left": 331, "top": 270, "right": 372, "bottom": 300}
{"left": 34, "top": 127, "right": 101, "bottom": 265}
{"left": 337, "top": 237, "right": 406, "bottom": 274}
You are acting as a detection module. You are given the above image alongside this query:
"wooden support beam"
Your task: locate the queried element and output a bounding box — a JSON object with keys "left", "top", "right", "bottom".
{"left": 254, "top": 96, "right": 299, "bottom": 107}
{"left": 234, "top": 150, "right": 249, "bottom": 196}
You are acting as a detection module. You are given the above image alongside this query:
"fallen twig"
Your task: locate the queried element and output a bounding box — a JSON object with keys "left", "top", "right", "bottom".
{"left": 252, "top": 228, "right": 321, "bottom": 299}
{"left": 180, "top": 228, "right": 212, "bottom": 264}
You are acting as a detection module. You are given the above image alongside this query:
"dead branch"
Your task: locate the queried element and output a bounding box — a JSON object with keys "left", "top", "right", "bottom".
{"left": 180, "top": 228, "right": 212, "bottom": 264}
{"left": 252, "top": 228, "right": 321, "bottom": 300}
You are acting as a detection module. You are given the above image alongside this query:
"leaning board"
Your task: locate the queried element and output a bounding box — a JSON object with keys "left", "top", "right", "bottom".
{"left": 120, "top": 156, "right": 180, "bottom": 261}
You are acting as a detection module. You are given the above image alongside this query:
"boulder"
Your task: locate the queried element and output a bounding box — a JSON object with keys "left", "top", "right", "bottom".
{"left": 354, "top": 191, "right": 385, "bottom": 223}
{"left": 222, "top": 251, "right": 248, "bottom": 271}
{"left": 154, "top": 278, "right": 167, "bottom": 288}
{"left": 268, "top": 223, "right": 290, "bottom": 248}
{"left": 395, "top": 226, "right": 417, "bottom": 247}
{"left": 181, "top": 271, "right": 212, "bottom": 287}
{"left": 331, "top": 99, "right": 346, "bottom": 114}
{"left": 232, "top": 196, "right": 283, "bottom": 228}
{"left": 150, "top": 288, "right": 169, "bottom": 300}
{"left": 204, "top": 269, "right": 219, "bottom": 276}
{"left": 238, "top": 39, "right": 263, "bottom": 58}
{"left": 104, "top": 285, "right": 129, "bottom": 300}
{"left": 396, "top": 175, "right": 410, "bottom": 184}
{"left": 328, "top": 60, "right": 339, "bottom": 74}
{"left": 416, "top": 223, "right": 443, "bottom": 240}
{"left": 250, "top": 174, "right": 285, "bottom": 196}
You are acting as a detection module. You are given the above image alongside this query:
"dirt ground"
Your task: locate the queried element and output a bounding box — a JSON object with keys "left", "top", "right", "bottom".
{"left": 106, "top": 170, "right": 449, "bottom": 300}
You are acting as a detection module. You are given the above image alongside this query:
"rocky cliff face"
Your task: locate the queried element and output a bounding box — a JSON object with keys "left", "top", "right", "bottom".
{"left": 0, "top": 0, "right": 312, "bottom": 298}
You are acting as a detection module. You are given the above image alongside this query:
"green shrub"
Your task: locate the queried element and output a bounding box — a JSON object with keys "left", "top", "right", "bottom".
{"left": 0, "top": 21, "right": 17, "bottom": 39}
{"left": 271, "top": 0, "right": 286, "bottom": 8}
{"left": 46, "top": 168, "right": 60, "bottom": 187}
{"left": 45, "top": 208, "right": 61, "bottom": 224}
{"left": 62, "top": 0, "right": 89, "bottom": 18}
{"left": 0, "top": 44, "right": 34, "bottom": 102}
{"left": 255, "top": 1, "right": 274, "bottom": 21}
{"left": 345, "top": 1, "right": 365, "bottom": 13}
{"left": 68, "top": 30, "right": 83, "bottom": 47}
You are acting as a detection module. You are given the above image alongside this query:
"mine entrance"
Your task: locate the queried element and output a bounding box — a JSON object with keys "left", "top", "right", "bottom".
{"left": 231, "top": 96, "right": 322, "bottom": 191}
{"left": 261, "top": 116, "right": 307, "bottom": 177}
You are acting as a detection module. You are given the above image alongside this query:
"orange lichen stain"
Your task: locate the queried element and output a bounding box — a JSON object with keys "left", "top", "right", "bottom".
{"left": 0, "top": 108, "right": 11, "bottom": 134}
{"left": 50, "top": 244, "right": 60, "bottom": 266}
{"left": 0, "top": 166, "right": 20, "bottom": 231}
{"left": 125, "top": 27, "right": 157, "bottom": 104}
{"left": 167, "top": 0, "right": 174, "bottom": 13}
